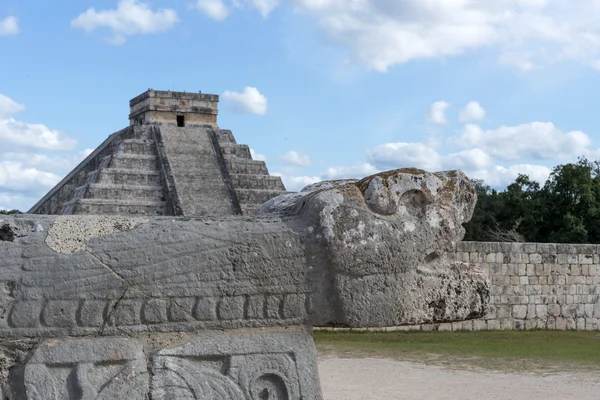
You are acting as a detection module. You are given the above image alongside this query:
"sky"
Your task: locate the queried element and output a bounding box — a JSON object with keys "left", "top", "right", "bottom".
{"left": 2, "top": 0, "right": 600, "bottom": 211}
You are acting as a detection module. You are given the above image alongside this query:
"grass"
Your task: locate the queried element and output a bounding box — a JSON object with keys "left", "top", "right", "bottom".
{"left": 314, "top": 330, "right": 600, "bottom": 374}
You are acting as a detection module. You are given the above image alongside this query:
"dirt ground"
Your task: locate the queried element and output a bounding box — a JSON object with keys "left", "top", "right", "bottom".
{"left": 318, "top": 356, "right": 600, "bottom": 400}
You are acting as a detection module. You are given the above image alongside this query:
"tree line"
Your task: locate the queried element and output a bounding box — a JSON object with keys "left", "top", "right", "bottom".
{"left": 0, "top": 209, "right": 21, "bottom": 215}
{"left": 463, "top": 157, "right": 600, "bottom": 244}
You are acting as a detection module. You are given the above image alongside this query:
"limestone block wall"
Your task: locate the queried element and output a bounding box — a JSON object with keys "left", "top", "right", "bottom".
{"left": 449, "top": 242, "right": 600, "bottom": 331}
{"left": 318, "top": 241, "right": 600, "bottom": 332}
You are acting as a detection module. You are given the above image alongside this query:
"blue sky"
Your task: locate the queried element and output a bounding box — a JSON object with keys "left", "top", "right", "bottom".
{"left": 2, "top": 0, "right": 600, "bottom": 211}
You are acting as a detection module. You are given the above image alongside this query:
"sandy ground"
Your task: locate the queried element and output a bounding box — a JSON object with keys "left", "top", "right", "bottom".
{"left": 318, "top": 356, "right": 600, "bottom": 400}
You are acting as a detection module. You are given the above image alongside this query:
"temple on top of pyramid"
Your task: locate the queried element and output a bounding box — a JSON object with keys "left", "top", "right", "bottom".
{"left": 28, "top": 89, "right": 287, "bottom": 217}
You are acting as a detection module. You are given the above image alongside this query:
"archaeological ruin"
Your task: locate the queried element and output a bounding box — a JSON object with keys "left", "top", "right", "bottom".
{"left": 28, "top": 90, "right": 287, "bottom": 217}
{"left": 1, "top": 91, "right": 490, "bottom": 398}
{"left": 2, "top": 88, "right": 596, "bottom": 398}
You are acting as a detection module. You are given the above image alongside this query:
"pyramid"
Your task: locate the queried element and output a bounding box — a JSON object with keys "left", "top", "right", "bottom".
{"left": 28, "top": 90, "right": 287, "bottom": 216}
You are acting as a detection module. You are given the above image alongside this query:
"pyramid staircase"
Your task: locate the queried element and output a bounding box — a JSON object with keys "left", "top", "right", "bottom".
{"left": 216, "top": 129, "right": 286, "bottom": 215}
{"left": 57, "top": 127, "right": 169, "bottom": 216}
{"left": 30, "top": 126, "right": 287, "bottom": 217}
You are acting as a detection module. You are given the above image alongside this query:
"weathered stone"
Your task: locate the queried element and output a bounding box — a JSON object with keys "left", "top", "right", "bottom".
{"left": 0, "top": 167, "right": 489, "bottom": 398}
{"left": 260, "top": 168, "right": 489, "bottom": 327}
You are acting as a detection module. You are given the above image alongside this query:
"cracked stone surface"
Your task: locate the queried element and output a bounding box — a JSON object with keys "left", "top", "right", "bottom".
{"left": 0, "top": 168, "right": 488, "bottom": 399}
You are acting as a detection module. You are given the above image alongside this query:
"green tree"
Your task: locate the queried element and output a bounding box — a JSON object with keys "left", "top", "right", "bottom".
{"left": 464, "top": 157, "right": 600, "bottom": 244}
{"left": 0, "top": 209, "right": 22, "bottom": 215}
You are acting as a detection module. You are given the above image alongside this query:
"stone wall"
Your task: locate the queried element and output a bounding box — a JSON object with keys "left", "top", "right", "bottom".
{"left": 317, "top": 241, "right": 600, "bottom": 332}
{"left": 451, "top": 241, "right": 599, "bottom": 331}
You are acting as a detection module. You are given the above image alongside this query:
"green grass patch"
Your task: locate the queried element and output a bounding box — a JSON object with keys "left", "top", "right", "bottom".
{"left": 314, "top": 330, "right": 600, "bottom": 373}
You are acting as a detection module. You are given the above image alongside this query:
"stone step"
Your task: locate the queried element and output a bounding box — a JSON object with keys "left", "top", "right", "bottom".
{"left": 216, "top": 129, "right": 236, "bottom": 144}
{"left": 235, "top": 189, "right": 286, "bottom": 205}
{"left": 94, "top": 168, "right": 162, "bottom": 186}
{"left": 241, "top": 204, "right": 261, "bottom": 216}
{"left": 225, "top": 159, "right": 268, "bottom": 175}
{"left": 118, "top": 139, "right": 157, "bottom": 155}
{"left": 110, "top": 154, "right": 158, "bottom": 170}
{"left": 84, "top": 183, "right": 165, "bottom": 201}
{"left": 128, "top": 126, "right": 156, "bottom": 140}
{"left": 62, "top": 198, "right": 168, "bottom": 216}
{"left": 220, "top": 143, "right": 251, "bottom": 159}
{"left": 230, "top": 174, "right": 285, "bottom": 190}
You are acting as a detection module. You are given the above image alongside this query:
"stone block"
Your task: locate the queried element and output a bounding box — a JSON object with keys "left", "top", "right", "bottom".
{"left": 41, "top": 300, "right": 78, "bottom": 328}
{"left": 520, "top": 276, "right": 528, "bottom": 285}
{"left": 283, "top": 294, "right": 306, "bottom": 319}
{"left": 266, "top": 295, "right": 283, "bottom": 319}
{"left": 547, "top": 304, "right": 561, "bottom": 317}
{"left": 526, "top": 264, "right": 535, "bottom": 276}
{"left": 112, "top": 299, "right": 142, "bottom": 326}
{"left": 512, "top": 305, "right": 527, "bottom": 319}
{"left": 422, "top": 323, "right": 439, "bottom": 331}
{"left": 24, "top": 337, "right": 148, "bottom": 399}
{"left": 496, "top": 305, "right": 510, "bottom": 319}
{"left": 167, "top": 297, "right": 195, "bottom": 323}
{"left": 245, "top": 295, "right": 264, "bottom": 319}
{"left": 8, "top": 301, "right": 43, "bottom": 328}
{"left": 514, "top": 319, "right": 524, "bottom": 330}
{"left": 487, "top": 320, "right": 501, "bottom": 330}
{"left": 524, "top": 243, "right": 536, "bottom": 253}
{"left": 217, "top": 296, "right": 245, "bottom": 320}
{"left": 530, "top": 253, "right": 542, "bottom": 264}
{"left": 499, "top": 319, "right": 513, "bottom": 330}
{"left": 524, "top": 319, "right": 537, "bottom": 330}
{"left": 78, "top": 300, "right": 107, "bottom": 327}
{"left": 438, "top": 322, "right": 452, "bottom": 331}
{"left": 561, "top": 304, "right": 578, "bottom": 318}
{"left": 141, "top": 299, "right": 168, "bottom": 324}
{"left": 555, "top": 317, "right": 567, "bottom": 330}
{"left": 472, "top": 320, "right": 487, "bottom": 331}
{"left": 535, "top": 305, "right": 547, "bottom": 318}
{"left": 193, "top": 297, "right": 218, "bottom": 321}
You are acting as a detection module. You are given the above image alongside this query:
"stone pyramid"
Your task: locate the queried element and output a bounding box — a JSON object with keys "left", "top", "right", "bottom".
{"left": 28, "top": 90, "right": 286, "bottom": 216}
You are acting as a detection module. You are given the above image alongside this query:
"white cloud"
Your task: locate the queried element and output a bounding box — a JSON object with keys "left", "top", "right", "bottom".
{"left": 195, "top": 0, "right": 230, "bottom": 21}
{"left": 0, "top": 94, "right": 77, "bottom": 151}
{"left": 0, "top": 95, "right": 89, "bottom": 211}
{"left": 459, "top": 101, "right": 486, "bottom": 122}
{"left": 71, "top": 0, "right": 178, "bottom": 45}
{"left": 222, "top": 87, "right": 268, "bottom": 115}
{"left": 0, "top": 16, "right": 19, "bottom": 36}
{"left": 427, "top": 101, "right": 450, "bottom": 125}
{"left": 457, "top": 122, "right": 592, "bottom": 162}
{"left": 0, "top": 118, "right": 78, "bottom": 151}
{"left": 0, "top": 94, "right": 25, "bottom": 118}
{"left": 472, "top": 164, "right": 552, "bottom": 187}
{"left": 194, "top": 0, "right": 277, "bottom": 20}
{"left": 251, "top": 0, "right": 279, "bottom": 17}
{"left": 0, "top": 161, "right": 61, "bottom": 193}
{"left": 256, "top": 0, "right": 600, "bottom": 72}
{"left": 323, "top": 162, "right": 378, "bottom": 179}
{"left": 367, "top": 142, "right": 442, "bottom": 171}
{"left": 2, "top": 149, "right": 94, "bottom": 173}
{"left": 279, "top": 150, "right": 312, "bottom": 166}
{"left": 443, "top": 148, "right": 494, "bottom": 171}
{"left": 250, "top": 148, "right": 267, "bottom": 161}
{"left": 365, "top": 141, "right": 553, "bottom": 188}
{"left": 272, "top": 172, "right": 320, "bottom": 191}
